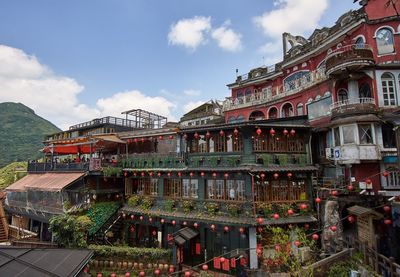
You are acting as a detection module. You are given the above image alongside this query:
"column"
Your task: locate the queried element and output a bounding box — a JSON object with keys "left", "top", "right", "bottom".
{"left": 347, "top": 79, "right": 359, "bottom": 100}
{"left": 248, "top": 227, "right": 258, "bottom": 269}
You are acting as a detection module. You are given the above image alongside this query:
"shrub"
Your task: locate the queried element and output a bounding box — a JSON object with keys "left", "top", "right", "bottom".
{"left": 128, "top": 195, "right": 140, "bottom": 207}
{"left": 226, "top": 203, "right": 241, "bottom": 217}
{"left": 204, "top": 202, "right": 219, "bottom": 216}
{"left": 164, "top": 199, "right": 176, "bottom": 212}
{"left": 87, "top": 201, "right": 120, "bottom": 235}
{"left": 141, "top": 197, "right": 154, "bottom": 210}
{"left": 182, "top": 200, "right": 195, "bottom": 214}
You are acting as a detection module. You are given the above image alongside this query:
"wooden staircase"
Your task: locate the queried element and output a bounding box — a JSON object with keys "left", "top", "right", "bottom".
{"left": 0, "top": 199, "right": 9, "bottom": 242}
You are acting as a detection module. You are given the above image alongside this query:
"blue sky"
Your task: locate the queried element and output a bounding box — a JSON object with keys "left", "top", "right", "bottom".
{"left": 0, "top": 0, "right": 357, "bottom": 129}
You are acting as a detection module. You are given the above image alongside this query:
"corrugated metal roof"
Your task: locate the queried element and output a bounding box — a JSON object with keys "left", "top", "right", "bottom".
{"left": 6, "top": 173, "right": 84, "bottom": 192}
{"left": 347, "top": 205, "right": 383, "bottom": 218}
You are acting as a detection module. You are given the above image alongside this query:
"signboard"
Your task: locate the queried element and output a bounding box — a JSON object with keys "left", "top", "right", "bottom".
{"left": 334, "top": 149, "right": 340, "bottom": 159}
{"left": 359, "top": 182, "right": 373, "bottom": 190}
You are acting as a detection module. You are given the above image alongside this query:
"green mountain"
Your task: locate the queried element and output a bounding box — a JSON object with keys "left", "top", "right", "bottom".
{"left": 0, "top": 162, "right": 27, "bottom": 190}
{"left": 0, "top": 102, "right": 61, "bottom": 167}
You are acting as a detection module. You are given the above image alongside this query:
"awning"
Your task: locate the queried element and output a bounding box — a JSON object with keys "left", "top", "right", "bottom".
{"left": 6, "top": 173, "right": 84, "bottom": 192}
{"left": 347, "top": 205, "right": 383, "bottom": 219}
{"left": 173, "top": 227, "right": 199, "bottom": 245}
{"left": 93, "top": 134, "right": 126, "bottom": 144}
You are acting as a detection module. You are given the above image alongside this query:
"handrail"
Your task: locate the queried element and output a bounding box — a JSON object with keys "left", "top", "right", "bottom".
{"left": 330, "top": 97, "right": 375, "bottom": 110}
{"left": 325, "top": 44, "right": 373, "bottom": 60}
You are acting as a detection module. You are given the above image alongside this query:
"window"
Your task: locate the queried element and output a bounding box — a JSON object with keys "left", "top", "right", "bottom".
{"left": 206, "top": 179, "right": 245, "bottom": 201}
{"left": 297, "top": 103, "right": 303, "bottom": 116}
{"left": 281, "top": 103, "right": 294, "bottom": 118}
{"left": 342, "top": 125, "right": 355, "bottom": 144}
{"left": 337, "top": 89, "right": 348, "bottom": 103}
{"left": 359, "top": 83, "right": 372, "bottom": 99}
{"left": 381, "top": 73, "right": 397, "bottom": 106}
{"left": 283, "top": 71, "right": 311, "bottom": 91}
{"left": 164, "top": 179, "right": 198, "bottom": 199}
{"left": 136, "top": 178, "right": 158, "bottom": 196}
{"left": 226, "top": 133, "right": 243, "bottom": 152}
{"left": 385, "top": 170, "right": 400, "bottom": 188}
{"left": 334, "top": 127, "right": 340, "bottom": 146}
{"left": 382, "top": 123, "right": 396, "bottom": 148}
{"left": 376, "top": 28, "right": 395, "bottom": 55}
{"left": 255, "top": 179, "right": 307, "bottom": 202}
{"left": 183, "top": 179, "right": 198, "bottom": 199}
{"left": 268, "top": 107, "right": 278, "bottom": 119}
{"left": 358, "top": 124, "right": 373, "bottom": 144}
{"left": 355, "top": 36, "right": 365, "bottom": 47}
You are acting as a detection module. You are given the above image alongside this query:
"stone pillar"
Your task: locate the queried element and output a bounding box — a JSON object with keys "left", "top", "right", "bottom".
{"left": 249, "top": 227, "right": 258, "bottom": 269}
{"left": 348, "top": 79, "right": 359, "bottom": 100}
{"left": 321, "top": 200, "right": 343, "bottom": 255}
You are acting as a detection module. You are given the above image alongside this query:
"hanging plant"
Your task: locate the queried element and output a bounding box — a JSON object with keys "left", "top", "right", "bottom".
{"left": 128, "top": 195, "right": 141, "bottom": 207}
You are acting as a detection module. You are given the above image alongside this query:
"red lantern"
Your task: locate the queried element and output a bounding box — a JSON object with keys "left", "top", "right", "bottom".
{"left": 141, "top": 137, "right": 145, "bottom": 143}
{"left": 200, "top": 172, "right": 205, "bottom": 177}
{"left": 300, "top": 203, "right": 308, "bottom": 210}
{"left": 127, "top": 139, "right": 131, "bottom": 144}
{"left": 183, "top": 133, "right": 188, "bottom": 140}
{"left": 287, "top": 172, "right": 292, "bottom": 178}
{"left": 219, "top": 130, "right": 225, "bottom": 136}
{"left": 348, "top": 216, "right": 355, "bottom": 223}
{"left": 220, "top": 257, "right": 226, "bottom": 263}
{"left": 178, "top": 172, "right": 182, "bottom": 177}
{"left": 383, "top": 171, "right": 389, "bottom": 177}
{"left": 183, "top": 221, "right": 187, "bottom": 226}
{"left": 269, "top": 128, "right": 276, "bottom": 136}
{"left": 273, "top": 213, "right": 280, "bottom": 220}
{"left": 124, "top": 171, "right": 128, "bottom": 177}
{"left": 383, "top": 205, "right": 391, "bottom": 213}
{"left": 233, "top": 128, "right": 239, "bottom": 136}
{"left": 274, "top": 245, "right": 281, "bottom": 252}
{"left": 212, "top": 172, "right": 217, "bottom": 178}
{"left": 193, "top": 222, "right": 199, "bottom": 228}
{"left": 139, "top": 271, "right": 145, "bottom": 277}
{"left": 312, "top": 234, "right": 319, "bottom": 241}
{"left": 304, "top": 223, "right": 310, "bottom": 230}
{"left": 130, "top": 215, "right": 135, "bottom": 220}
{"left": 111, "top": 273, "right": 116, "bottom": 277}
{"left": 133, "top": 138, "right": 138, "bottom": 143}
{"left": 384, "top": 219, "right": 392, "bottom": 225}
{"left": 287, "top": 209, "right": 294, "bottom": 216}
{"left": 239, "top": 227, "right": 245, "bottom": 234}
{"left": 141, "top": 172, "right": 145, "bottom": 177}
{"left": 139, "top": 216, "right": 144, "bottom": 221}
{"left": 149, "top": 172, "right": 154, "bottom": 177}
{"left": 210, "top": 224, "right": 216, "bottom": 231}
{"left": 347, "top": 185, "right": 354, "bottom": 191}
{"left": 224, "top": 173, "right": 229, "bottom": 178}
{"left": 167, "top": 172, "right": 171, "bottom": 177}
{"left": 160, "top": 218, "right": 165, "bottom": 224}
{"left": 283, "top": 129, "right": 289, "bottom": 136}
{"left": 315, "top": 197, "right": 321, "bottom": 203}
{"left": 158, "top": 135, "right": 163, "bottom": 140}
{"left": 169, "top": 135, "right": 174, "bottom": 140}
{"left": 273, "top": 173, "right": 279, "bottom": 179}
{"left": 206, "top": 131, "right": 211, "bottom": 139}
{"left": 260, "top": 173, "right": 265, "bottom": 179}
{"left": 169, "top": 266, "right": 174, "bottom": 273}
{"left": 256, "top": 128, "right": 262, "bottom": 136}
{"left": 257, "top": 217, "right": 263, "bottom": 225}
{"left": 189, "top": 172, "right": 194, "bottom": 178}
{"left": 185, "top": 271, "right": 191, "bottom": 277}
{"left": 202, "top": 264, "right": 209, "bottom": 271}
{"left": 331, "top": 190, "right": 338, "bottom": 196}
{"left": 157, "top": 172, "right": 161, "bottom": 177}
{"left": 97, "top": 273, "right": 102, "bottom": 277}
{"left": 290, "top": 129, "right": 296, "bottom": 136}
{"left": 224, "top": 226, "right": 229, "bottom": 232}
{"left": 125, "top": 272, "right": 131, "bottom": 277}
{"left": 133, "top": 172, "right": 137, "bottom": 177}
{"left": 194, "top": 132, "right": 199, "bottom": 139}
{"left": 294, "top": 241, "right": 301, "bottom": 247}
{"left": 172, "top": 220, "right": 176, "bottom": 225}
{"left": 366, "top": 178, "right": 372, "bottom": 185}
{"left": 149, "top": 217, "right": 153, "bottom": 223}
{"left": 330, "top": 226, "right": 337, "bottom": 232}
{"left": 154, "top": 269, "right": 160, "bottom": 276}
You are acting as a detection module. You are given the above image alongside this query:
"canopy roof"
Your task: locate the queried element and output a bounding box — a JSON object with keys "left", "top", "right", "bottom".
{"left": 6, "top": 173, "right": 84, "bottom": 192}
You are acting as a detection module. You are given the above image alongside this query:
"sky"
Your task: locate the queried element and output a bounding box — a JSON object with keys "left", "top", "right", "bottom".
{"left": 0, "top": 0, "right": 358, "bottom": 130}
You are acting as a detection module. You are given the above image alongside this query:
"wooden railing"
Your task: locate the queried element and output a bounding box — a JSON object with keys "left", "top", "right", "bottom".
{"left": 0, "top": 202, "right": 9, "bottom": 240}
{"left": 9, "top": 225, "right": 37, "bottom": 240}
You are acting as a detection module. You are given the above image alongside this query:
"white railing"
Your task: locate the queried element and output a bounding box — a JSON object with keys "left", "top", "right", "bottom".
{"left": 325, "top": 44, "right": 373, "bottom": 60}
{"left": 330, "top": 97, "right": 375, "bottom": 110}
{"left": 223, "top": 68, "right": 327, "bottom": 111}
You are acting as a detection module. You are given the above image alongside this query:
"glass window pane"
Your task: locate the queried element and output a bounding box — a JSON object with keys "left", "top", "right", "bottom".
{"left": 342, "top": 125, "right": 355, "bottom": 144}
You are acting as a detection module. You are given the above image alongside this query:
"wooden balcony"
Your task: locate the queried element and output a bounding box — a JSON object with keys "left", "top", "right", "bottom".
{"left": 27, "top": 161, "right": 90, "bottom": 173}
{"left": 325, "top": 44, "right": 375, "bottom": 77}
{"left": 330, "top": 98, "right": 377, "bottom": 120}
{"left": 187, "top": 154, "right": 242, "bottom": 168}
{"left": 122, "top": 153, "right": 185, "bottom": 169}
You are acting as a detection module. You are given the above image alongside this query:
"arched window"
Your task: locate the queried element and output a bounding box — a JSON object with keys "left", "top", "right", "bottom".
{"left": 268, "top": 107, "right": 278, "bottom": 119}
{"left": 359, "top": 83, "right": 372, "bottom": 99}
{"left": 281, "top": 103, "right": 294, "bottom": 118}
{"left": 355, "top": 36, "right": 365, "bottom": 47}
{"left": 381, "top": 73, "right": 397, "bottom": 106}
{"left": 337, "top": 89, "right": 348, "bottom": 103}
{"left": 249, "top": 110, "right": 265, "bottom": 121}
{"left": 227, "top": 116, "right": 236, "bottom": 123}
{"left": 297, "top": 103, "right": 304, "bottom": 116}
{"left": 283, "top": 71, "right": 311, "bottom": 91}
{"left": 236, "top": 90, "right": 243, "bottom": 98}
{"left": 376, "top": 28, "right": 395, "bottom": 55}
{"left": 236, "top": 115, "right": 245, "bottom": 122}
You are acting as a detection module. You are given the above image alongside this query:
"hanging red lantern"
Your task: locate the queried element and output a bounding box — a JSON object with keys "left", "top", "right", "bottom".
{"left": 149, "top": 172, "right": 154, "bottom": 177}
{"left": 366, "top": 179, "right": 372, "bottom": 185}
{"left": 233, "top": 128, "right": 239, "bottom": 136}
{"left": 304, "top": 223, "right": 310, "bottom": 230}
{"left": 139, "top": 271, "right": 145, "bottom": 277}
{"left": 212, "top": 172, "right": 217, "bottom": 178}
{"left": 110, "top": 272, "right": 116, "bottom": 277}
{"left": 273, "top": 173, "right": 279, "bottom": 179}
{"left": 129, "top": 226, "right": 135, "bottom": 233}
{"left": 315, "top": 197, "right": 321, "bottom": 203}
{"left": 206, "top": 131, "right": 211, "bottom": 139}
{"left": 134, "top": 138, "right": 138, "bottom": 143}
{"left": 200, "top": 172, "right": 205, "bottom": 177}
{"left": 152, "top": 230, "right": 157, "bottom": 236}
{"left": 257, "top": 217, "right": 263, "bottom": 225}
{"left": 158, "top": 135, "right": 163, "bottom": 140}
{"left": 125, "top": 272, "right": 131, "bottom": 277}
{"left": 330, "top": 226, "right": 337, "bottom": 232}
{"left": 260, "top": 173, "right": 265, "bottom": 179}
{"left": 157, "top": 172, "right": 161, "bottom": 177}
{"left": 167, "top": 172, "right": 171, "bottom": 177}
{"left": 141, "top": 172, "right": 145, "bottom": 177}
{"left": 384, "top": 219, "right": 392, "bottom": 225}
{"left": 312, "top": 234, "right": 319, "bottom": 241}
{"left": 239, "top": 227, "right": 245, "bottom": 234}
{"left": 149, "top": 217, "right": 153, "bottom": 223}
{"left": 300, "top": 203, "right": 308, "bottom": 210}
{"left": 172, "top": 220, "right": 176, "bottom": 225}
{"left": 331, "top": 190, "right": 338, "bottom": 196}
{"left": 169, "top": 267, "right": 174, "bottom": 273}
{"left": 189, "top": 172, "right": 194, "bottom": 177}
{"left": 141, "top": 138, "right": 145, "bottom": 143}
{"left": 160, "top": 218, "right": 165, "bottom": 224}
{"left": 348, "top": 216, "right": 355, "bottom": 223}
{"left": 127, "top": 139, "right": 131, "bottom": 144}
{"left": 256, "top": 128, "right": 262, "bottom": 136}
{"left": 97, "top": 273, "right": 103, "bottom": 277}
{"left": 183, "top": 221, "right": 187, "bottom": 226}
{"left": 273, "top": 213, "right": 280, "bottom": 220}
{"left": 178, "top": 172, "right": 182, "bottom": 177}
{"left": 290, "top": 129, "right": 296, "bottom": 136}
{"left": 294, "top": 241, "right": 301, "bottom": 247}
{"left": 347, "top": 184, "right": 354, "bottom": 191}
{"left": 288, "top": 209, "right": 294, "bottom": 216}
{"left": 133, "top": 172, "right": 137, "bottom": 177}
{"left": 202, "top": 264, "right": 208, "bottom": 271}
{"left": 283, "top": 129, "right": 289, "bottom": 136}
{"left": 154, "top": 269, "right": 160, "bottom": 276}
{"left": 224, "top": 226, "right": 229, "bottom": 232}
{"left": 287, "top": 172, "right": 292, "bottom": 178}
{"left": 220, "top": 257, "right": 226, "bottom": 263}
{"left": 193, "top": 222, "right": 199, "bottom": 228}
{"left": 183, "top": 133, "right": 188, "bottom": 140}
{"left": 184, "top": 271, "right": 191, "bottom": 277}
{"left": 383, "top": 205, "right": 391, "bottom": 213}
{"left": 383, "top": 171, "right": 389, "bottom": 177}
{"left": 194, "top": 132, "right": 199, "bottom": 139}
{"left": 169, "top": 135, "right": 174, "bottom": 140}
{"left": 219, "top": 130, "right": 225, "bottom": 136}
{"left": 269, "top": 128, "right": 275, "bottom": 136}
{"left": 124, "top": 172, "right": 128, "bottom": 177}
{"left": 139, "top": 216, "right": 144, "bottom": 221}
{"left": 130, "top": 214, "right": 135, "bottom": 220}
{"left": 224, "top": 173, "right": 229, "bottom": 178}
{"left": 210, "top": 224, "right": 216, "bottom": 231}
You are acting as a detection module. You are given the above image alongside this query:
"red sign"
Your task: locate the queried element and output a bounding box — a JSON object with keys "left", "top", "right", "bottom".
{"left": 213, "top": 258, "right": 221, "bottom": 269}
{"left": 230, "top": 258, "right": 236, "bottom": 268}
{"left": 222, "top": 259, "right": 230, "bottom": 271}
{"left": 195, "top": 243, "right": 201, "bottom": 255}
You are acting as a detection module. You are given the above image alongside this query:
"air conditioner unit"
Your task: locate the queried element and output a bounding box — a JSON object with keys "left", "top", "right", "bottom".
{"left": 325, "top": 148, "right": 334, "bottom": 159}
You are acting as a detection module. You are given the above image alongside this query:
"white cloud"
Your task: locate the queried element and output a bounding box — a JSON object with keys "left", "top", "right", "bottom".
{"left": 211, "top": 21, "right": 242, "bottom": 52}
{"left": 0, "top": 45, "right": 177, "bottom": 129}
{"left": 183, "top": 89, "right": 201, "bottom": 96}
{"left": 254, "top": 0, "right": 328, "bottom": 39}
{"left": 168, "top": 16, "right": 211, "bottom": 50}
{"left": 183, "top": 101, "right": 204, "bottom": 113}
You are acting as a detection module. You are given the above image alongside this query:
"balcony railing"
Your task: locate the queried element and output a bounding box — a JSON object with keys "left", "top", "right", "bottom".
{"left": 69, "top": 116, "right": 137, "bottom": 130}
{"left": 27, "top": 161, "right": 90, "bottom": 173}
{"left": 330, "top": 97, "right": 375, "bottom": 110}
{"left": 330, "top": 97, "right": 377, "bottom": 119}
{"left": 223, "top": 69, "right": 327, "bottom": 111}
{"left": 325, "top": 44, "right": 374, "bottom": 76}
{"left": 122, "top": 153, "right": 185, "bottom": 169}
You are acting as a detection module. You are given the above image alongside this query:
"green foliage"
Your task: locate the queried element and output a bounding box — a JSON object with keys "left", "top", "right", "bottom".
{"left": 182, "top": 200, "right": 195, "bottom": 214}
{"left": 226, "top": 203, "right": 241, "bottom": 217}
{"left": 327, "top": 262, "right": 352, "bottom": 277}
{"left": 49, "top": 213, "right": 94, "bottom": 248}
{"left": 88, "top": 245, "right": 172, "bottom": 263}
{"left": 204, "top": 202, "right": 219, "bottom": 216}
{"left": 0, "top": 161, "right": 27, "bottom": 190}
{"left": 164, "top": 199, "right": 176, "bottom": 212}
{"left": 0, "top": 102, "right": 61, "bottom": 168}
{"left": 258, "top": 202, "right": 273, "bottom": 217}
{"left": 102, "top": 167, "right": 122, "bottom": 177}
{"left": 86, "top": 201, "right": 120, "bottom": 235}
{"left": 63, "top": 200, "right": 72, "bottom": 211}
{"left": 127, "top": 195, "right": 140, "bottom": 207}
{"left": 140, "top": 197, "right": 154, "bottom": 210}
